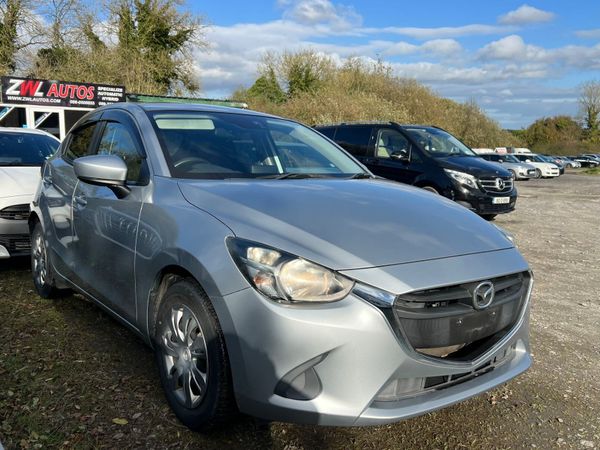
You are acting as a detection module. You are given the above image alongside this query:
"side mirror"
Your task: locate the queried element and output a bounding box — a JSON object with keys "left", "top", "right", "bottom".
{"left": 498, "top": 159, "right": 504, "bottom": 163}
{"left": 74, "top": 154, "right": 130, "bottom": 198}
{"left": 525, "top": 159, "right": 532, "bottom": 163}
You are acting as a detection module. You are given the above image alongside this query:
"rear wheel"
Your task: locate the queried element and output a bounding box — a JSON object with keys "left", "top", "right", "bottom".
{"left": 154, "top": 278, "right": 236, "bottom": 431}
{"left": 534, "top": 168, "right": 542, "bottom": 179}
{"left": 31, "top": 222, "right": 62, "bottom": 298}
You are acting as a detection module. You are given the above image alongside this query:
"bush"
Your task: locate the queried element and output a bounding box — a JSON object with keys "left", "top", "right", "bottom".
{"left": 233, "top": 53, "right": 522, "bottom": 148}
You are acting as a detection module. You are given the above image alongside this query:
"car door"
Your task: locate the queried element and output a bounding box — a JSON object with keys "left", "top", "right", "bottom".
{"left": 40, "top": 113, "right": 103, "bottom": 277}
{"left": 71, "top": 110, "right": 149, "bottom": 321}
{"left": 366, "top": 127, "right": 423, "bottom": 184}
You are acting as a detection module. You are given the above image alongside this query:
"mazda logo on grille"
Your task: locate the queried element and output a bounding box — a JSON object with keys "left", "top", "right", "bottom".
{"left": 472, "top": 281, "right": 495, "bottom": 310}
{"left": 495, "top": 178, "right": 505, "bottom": 190}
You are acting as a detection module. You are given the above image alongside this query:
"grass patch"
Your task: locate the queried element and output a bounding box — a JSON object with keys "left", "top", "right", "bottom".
{"left": 582, "top": 167, "right": 600, "bottom": 175}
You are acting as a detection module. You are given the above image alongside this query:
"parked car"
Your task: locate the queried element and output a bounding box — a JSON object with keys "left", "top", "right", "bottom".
{"left": 315, "top": 123, "right": 517, "bottom": 220}
{"left": 513, "top": 154, "right": 560, "bottom": 178}
{"left": 539, "top": 155, "right": 565, "bottom": 175}
{"left": 0, "top": 128, "right": 59, "bottom": 259}
{"left": 555, "top": 156, "right": 580, "bottom": 169}
{"left": 478, "top": 153, "right": 537, "bottom": 180}
{"left": 30, "top": 103, "right": 532, "bottom": 430}
{"left": 569, "top": 155, "right": 599, "bottom": 168}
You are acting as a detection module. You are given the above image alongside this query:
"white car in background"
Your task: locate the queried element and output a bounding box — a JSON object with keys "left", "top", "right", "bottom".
{"left": 0, "top": 128, "right": 59, "bottom": 258}
{"left": 513, "top": 153, "right": 560, "bottom": 178}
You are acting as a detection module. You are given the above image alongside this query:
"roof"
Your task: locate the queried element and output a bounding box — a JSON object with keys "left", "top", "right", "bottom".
{"left": 0, "top": 127, "right": 60, "bottom": 140}
{"left": 101, "top": 102, "right": 279, "bottom": 118}
{"left": 126, "top": 93, "right": 248, "bottom": 109}
{"left": 313, "top": 121, "right": 437, "bottom": 129}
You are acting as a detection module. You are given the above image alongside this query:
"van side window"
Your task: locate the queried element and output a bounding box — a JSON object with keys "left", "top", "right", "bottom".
{"left": 334, "top": 126, "right": 373, "bottom": 157}
{"left": 317, "top": 127, "right": 336, "bottom": 139}
{"left": 375, "top": 129, "right": 410, "bottom": 160}
{"left": 63, "top": 122, "right": 98, "bottom": 162}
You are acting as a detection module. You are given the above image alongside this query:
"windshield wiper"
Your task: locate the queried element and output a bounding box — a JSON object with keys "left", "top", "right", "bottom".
{"left": 348, "top": 173, "right": 373, "bottom": 179}
{"left": 258, "top": 173, "right": 323, "bottom": 179}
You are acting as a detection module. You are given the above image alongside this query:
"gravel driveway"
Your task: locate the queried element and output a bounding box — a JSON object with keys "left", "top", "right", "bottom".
{"left": 0, "top": 172, "right": 599, "bottom": 449}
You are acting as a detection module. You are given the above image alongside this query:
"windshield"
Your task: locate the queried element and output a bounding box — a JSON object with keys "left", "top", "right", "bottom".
{"left": 533, "top": 155, "right": 549, "bottom": 163}
{"left": 0, "top": 132, "right": 59, "bottom": 166}
{"left": 503, "top": 154, "right": 520, "bottom": 163}
{"left": 148, "top": 111, "right": 367, "bottom": 179}
{"left": 403, "top": 127, "right": 477, "bottom": 158}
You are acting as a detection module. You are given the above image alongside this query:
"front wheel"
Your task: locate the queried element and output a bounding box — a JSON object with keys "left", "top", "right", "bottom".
{"left": 509, "top": 170, "right": 516, "bottom": 180}
{"left": 154, "top": 278, "right": 236, "bottom": 431}
{"left": 534, "top": 168, "right": 542, "bottom": 179}
{"left": 31, "top": 222, "right": 62, "bottom": 298}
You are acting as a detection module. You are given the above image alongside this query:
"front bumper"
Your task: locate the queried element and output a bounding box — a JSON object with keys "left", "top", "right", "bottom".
{"left": 214, "top": 248, "right": 531, "bottom": 426}
{"left": 0, "top": 195, "right": 32, "bottom": 258}
{"left": 454, "top": 189, "right": 517, "bottom": 215}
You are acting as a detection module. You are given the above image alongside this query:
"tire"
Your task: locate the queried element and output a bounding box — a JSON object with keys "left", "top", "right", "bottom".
{"left": 154, "top": 278, "right": 236, "bottom": 431}
{"left": 421, "top": 185, "right": 439, "bottom": 194}
{"left": 30, "top": 221, "right": 62, "bottom": 298}
{"left": 481, "top": 214, "right": 497, "bottom": 221}
{"left": 534, "top": 168, "right": 542, "bottom": 179}
{"left": 509, "top": 170, "right": 516, "bottom": 180}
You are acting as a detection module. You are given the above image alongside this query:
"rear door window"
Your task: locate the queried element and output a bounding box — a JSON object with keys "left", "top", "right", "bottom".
{"left": 334, "top": 126, "right": 373, "bottom": 157}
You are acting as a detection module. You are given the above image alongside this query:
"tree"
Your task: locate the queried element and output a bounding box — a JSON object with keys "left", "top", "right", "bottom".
{"left": 246, "top": 68, "right": 285, "bottom": 103}
{"left": 0, "top": 0, "right": 44, "bottom": 74}
{"left": 30, "top": 0, "right": 205, "bottom": 95}
{"left": 579, "top": 80, "right": 600, "bottom": 141}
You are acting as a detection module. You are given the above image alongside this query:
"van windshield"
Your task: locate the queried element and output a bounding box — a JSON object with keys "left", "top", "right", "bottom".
{"left": 148, "top": 111, "right": 367, "bottom": 180}
{"left": 403, "top": 127, "right": 477, "bottom": 158}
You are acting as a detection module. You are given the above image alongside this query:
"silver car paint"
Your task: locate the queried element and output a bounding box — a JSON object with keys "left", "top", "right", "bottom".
{"left": 31, "top": 103, "right": 532, "bottom": 426}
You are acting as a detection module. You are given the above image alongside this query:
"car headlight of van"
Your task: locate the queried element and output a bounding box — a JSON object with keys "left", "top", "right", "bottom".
{"left": 444, "top": 169, "right": 477, "bottom": 189}
{"left": 227, "top": 238, "right": 354, "bottom": 303}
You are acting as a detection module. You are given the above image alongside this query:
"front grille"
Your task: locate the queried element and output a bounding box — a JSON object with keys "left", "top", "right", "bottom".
{"left": 0, "top": 234, "right": 31, "bottom": 255}
{"left": 0, "top": 204, "right": 30, "bottom": 220}
{"left": 478, "top": 177, "right": 513, "bottom": 193}
{"left": 390, "top": 272, "right": 530, "bottom": 361}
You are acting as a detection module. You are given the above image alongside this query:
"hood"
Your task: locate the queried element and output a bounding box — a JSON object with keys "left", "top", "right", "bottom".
{"left": 436, "top": 156, "right": 512, "bottom": 178}
{"left": 0, "top": 166, "right": 41, "bottom": 199}
{"left": 179, "top": 179, "right": 513, "bottom": 270}
{"left": 528, "top": 161, "right": 557, "bottom": 169}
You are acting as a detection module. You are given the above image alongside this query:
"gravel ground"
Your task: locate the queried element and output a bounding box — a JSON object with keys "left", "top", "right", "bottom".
{"left": 0, "top": 172, "right": 599, "bottom": 449}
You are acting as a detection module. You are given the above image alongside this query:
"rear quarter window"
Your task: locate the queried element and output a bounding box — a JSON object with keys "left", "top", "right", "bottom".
{"left": 334, "top": 126, "right": 373, "bottom": 157}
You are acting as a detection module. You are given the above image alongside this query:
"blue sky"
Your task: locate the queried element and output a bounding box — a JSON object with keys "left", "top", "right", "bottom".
{"left": 190, "top": 1, "right": 600, "bottom": 129}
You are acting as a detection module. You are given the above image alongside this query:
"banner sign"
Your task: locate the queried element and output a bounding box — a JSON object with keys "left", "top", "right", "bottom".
{"left": 0, "top": 76, "right": 125, "bottom": 108}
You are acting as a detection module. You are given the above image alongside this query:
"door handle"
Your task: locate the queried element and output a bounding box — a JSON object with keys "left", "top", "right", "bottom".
{"left": 364, "top": 157, "right": 379, "bottom": 165}
{"left": 74, "top": 194, "right": 87, "bottom": 208}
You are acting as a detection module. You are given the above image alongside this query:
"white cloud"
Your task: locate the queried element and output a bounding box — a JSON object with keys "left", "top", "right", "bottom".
{"left": 478, "top": 35, "right": 547, "bottom": 61}
{"left": 280, "top": 0, "right": 362, "bottom": 30}
{"left": 575, "top": 29, "right": 600, "bottom": 39}
{"left": 361, "top": 24, "right": 513, "bottom": 40}
{"left": 498, "top": 4, "right": 555, "bottom": 25}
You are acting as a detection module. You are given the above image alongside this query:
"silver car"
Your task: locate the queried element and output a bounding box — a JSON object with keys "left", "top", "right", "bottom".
{"left": 30, "top": 104, "right": 532, "bottom": 429}
{"left": 478, "top": 153, "right": 537, "bottom": 180}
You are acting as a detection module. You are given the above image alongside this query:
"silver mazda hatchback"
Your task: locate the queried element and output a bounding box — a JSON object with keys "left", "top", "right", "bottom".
{"left": 30, "top": 103, "right": 532, "bottom": 430}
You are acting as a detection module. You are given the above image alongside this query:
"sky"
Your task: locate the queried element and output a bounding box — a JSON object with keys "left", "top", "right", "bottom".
{"left": 187, "top": 0, "right": 600, "bottom": 129}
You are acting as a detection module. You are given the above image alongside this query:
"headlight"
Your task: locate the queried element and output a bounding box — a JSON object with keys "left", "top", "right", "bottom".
{"left": 493, "top": 224, "right": 515, "bottom": 245}
{"left": 444, "top": 169, "right": 477, "bottom": 188}
{"left": 227, "top": 238, "right": 354, "bottom": 303}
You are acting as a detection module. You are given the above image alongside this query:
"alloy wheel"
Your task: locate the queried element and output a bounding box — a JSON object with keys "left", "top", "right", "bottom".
{"left": 160, "top": 304, "right": 209, "bottom": 408}
{"left": 32, "top": 232, "right": 48, "bottom": 287}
